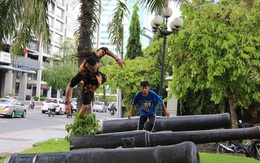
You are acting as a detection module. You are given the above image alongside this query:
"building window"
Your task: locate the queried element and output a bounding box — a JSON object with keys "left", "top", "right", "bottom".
{"left": 66, "top": 17, "right": 75, "bottom": 28}
{"left": 48, "top": 16, "right": 53, "bottom": 27}
{"left": 29, "top": 41, "right": 39, "bottom": 52}
{"left": 53, "top": 46, "right": 60, "bottom": 55}
{"left": 48, "top": 4, "right": 54, "bottom": 13}
{"left": 56, "top": 20, "right": 63, "bottom": 31}
{"left": 57, "top": 0, "right": 64, "bottom": 5}
{"left": 28, "top": 73, "right": 37, "bottom": 81}
{"left": 65, "top": 30, "right": 74, "bottom": 38}
{"left": 56, "top": 7, "right": 63, "bottom": 18}
{"left": 54, "top": 33, "right": 63, "bottom": 43}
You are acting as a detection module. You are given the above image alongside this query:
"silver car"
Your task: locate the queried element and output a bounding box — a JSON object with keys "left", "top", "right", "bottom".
{"left": 0, "top": 98, "right": 26, "bottom": 118}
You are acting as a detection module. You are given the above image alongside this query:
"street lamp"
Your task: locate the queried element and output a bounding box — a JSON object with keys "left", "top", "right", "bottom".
{"left": 151, "top": 7, "right": 183, "bottom": 115}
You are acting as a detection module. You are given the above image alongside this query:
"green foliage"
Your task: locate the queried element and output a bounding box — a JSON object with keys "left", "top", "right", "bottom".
{"left": 107, "top": 1, "right": 129, "bottom": 53}
{"left": 138, "top": 0, "right": 169, "bottom": 13}
{"left": 65, "top": 113, "right": 100, "bottom": 140}
{"left": 168, "top": 1, "right": 260, "bottom": 124}
{"left": 142, "top": 38, "right": 171, "bottom": 96}
{"left": 42, "top": 38, "right": 77, "bottom": 91}
{"left": 105, "top": 96, "right": 117, "bottom": 102}
{"left": 0, "top": 0, "right": 54, "bottom": 55}
{"left": 40, "top": 96, "right": 46, "bottom": 101}
{"left": 125, "top": 2, "right": 143, "bottom": 59}
{"left": 43, "top": 56, "right": 77, "bottom": 91}
{"left": 33, "top": 96, "right": 39, "bottom": 101}
{"left": 199, "top": 152, "right": 259, "bottom": 163}
{"left": 100, "top": 55, "right": 115, "bottom": 66}
{"left": 100, "top": 57, "right": 160, "bottom": 116}
{"left": 178, "top": 89, "right": 220, "bottom": 115}
{"left": 21, "top": 138, "right": 69, "bottom": 154}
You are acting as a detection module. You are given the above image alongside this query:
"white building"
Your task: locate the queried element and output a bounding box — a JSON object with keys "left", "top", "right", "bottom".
{"left": 93, "top": 0, "right": 153, "bottom": 57}
{"left": 0, "top": 0, "right": 154, "bottom": 100}
{"left": 0, "top": 0, "right": 78, "bottom": 100}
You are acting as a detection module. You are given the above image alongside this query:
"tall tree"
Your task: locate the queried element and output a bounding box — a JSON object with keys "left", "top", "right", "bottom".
{"left": 168, "top": 0, "right": 260, "bottom": 128}
{"left": 75, "top": 0, "right": 185, "bottom": 113}
{"left": 75, "top": 0, "right": 99, "bottom": 111}
{"left": 43, "top": 39, "right": 77, "bottom": 97}
{"left": 0, "top": 0, "right": 54, "bottom": 55}
{"left": 125, "top": 2, "right": 143, "bottom": 59}
{"left": 100, "top": 56, "right": 160, "bottom": 116}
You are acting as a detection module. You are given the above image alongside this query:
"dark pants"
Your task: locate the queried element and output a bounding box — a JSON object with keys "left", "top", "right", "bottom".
{"left": 82, "top": 91, "right": 94, "bottom": 105}
{"left": 138, "top": 114, "right": 156, "bottom": 131}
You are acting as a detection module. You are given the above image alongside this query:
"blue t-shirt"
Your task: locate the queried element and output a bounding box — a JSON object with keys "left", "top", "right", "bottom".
{"left": 132, "top": 90, "right": 163, "bottom": 117}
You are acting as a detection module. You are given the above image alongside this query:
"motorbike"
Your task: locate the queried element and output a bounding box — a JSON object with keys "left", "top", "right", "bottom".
{"left": 29, "top": 101, "right": 35, "bottom": 110}
{"left": 110, "top": 109, "right": 115, "bottom": 116}
{"left": 109, "top": 104, "right": 116, "bottom": 116}
{"left": 217, "top": 139, "right": 260, "bottom": 159}
{"left": 48, "top": 104, "right": 56, "bottom": 117}
{"left": 216, "top": 120, "right": 260, "bottom": 160}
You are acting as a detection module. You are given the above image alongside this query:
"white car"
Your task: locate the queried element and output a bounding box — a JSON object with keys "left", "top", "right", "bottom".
{"left": 41, "top": 98, "right": 65, "bottom": 115}
{"left": 92, "top": 101, "right": 107, "bottom": 113}
{"left": 70, "top": 98, "right": 77, "bottom": 112}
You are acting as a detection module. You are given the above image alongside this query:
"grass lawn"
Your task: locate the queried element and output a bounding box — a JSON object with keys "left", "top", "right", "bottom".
{"left": 0, "top": 138, "right": 259, "bottom": 163}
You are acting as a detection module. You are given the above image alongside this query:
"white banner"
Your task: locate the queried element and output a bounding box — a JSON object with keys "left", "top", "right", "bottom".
{"left": 0, "top": 51, "right": 11, "bottom": 64}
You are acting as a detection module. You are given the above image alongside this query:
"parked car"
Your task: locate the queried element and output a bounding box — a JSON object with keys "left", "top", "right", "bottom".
{"left": 92, "top": 101, "right": 107, "bottom": 113}
{"left": 41, "top": 98, "right": 65, "bottom": 115}
{"left": 0, "top": 98, "right": 26, "bottom": 118}
{"left": 70, "top": 98, "right": 77, "bottom": 113}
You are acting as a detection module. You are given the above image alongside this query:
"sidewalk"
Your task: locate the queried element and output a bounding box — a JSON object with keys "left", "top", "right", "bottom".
{"left": 0, "top": 124, "right": 68, "bottom": 158}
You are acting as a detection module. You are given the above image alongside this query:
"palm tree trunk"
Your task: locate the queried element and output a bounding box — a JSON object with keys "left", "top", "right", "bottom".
{"left": 77, "top": 0, "right": 96, "bottom": 113}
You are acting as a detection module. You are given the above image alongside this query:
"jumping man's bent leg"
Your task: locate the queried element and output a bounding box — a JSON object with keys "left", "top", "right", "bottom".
{"left": 79, "top": 104, "right": 90, "bottom": 119}
{"left": 79, "top": 91, "right": 94, "bottom": 119}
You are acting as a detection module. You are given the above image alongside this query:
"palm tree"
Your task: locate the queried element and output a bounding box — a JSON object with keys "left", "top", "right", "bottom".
{"left": 0, "top": 0, "right": 54, "bottom": 55}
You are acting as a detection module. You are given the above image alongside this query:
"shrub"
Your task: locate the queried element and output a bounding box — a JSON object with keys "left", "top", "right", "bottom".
{"left": 33, "top": 96, "right": 39, "bottom": 101}
{"left": 65, "top": 113, "right": 100, "bottom": 141}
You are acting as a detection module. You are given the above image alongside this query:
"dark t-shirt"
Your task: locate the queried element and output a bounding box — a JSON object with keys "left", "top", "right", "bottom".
{"left": 132, "top": 90, "right": 163, "bottom": 117}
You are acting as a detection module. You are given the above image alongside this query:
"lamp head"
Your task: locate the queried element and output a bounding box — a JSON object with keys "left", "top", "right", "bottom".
{"left": 170, "top": 17, "right": 183, "bottom": 30}
{"left": 162, "top": 7, "right": 173, "bottom": 18}
{"left": 152, "top": 15, "right": 163, "bottom": 27}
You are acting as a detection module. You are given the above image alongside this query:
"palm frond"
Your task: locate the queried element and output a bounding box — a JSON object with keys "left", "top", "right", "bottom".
{"left": 0, "top": 0, "right": 54, "bottom": 55}
{"left": 107, "top": 0, "right": 129, "bottom": 53}
{"left": 139, "top": 0, "right": 168, "bottom": 13}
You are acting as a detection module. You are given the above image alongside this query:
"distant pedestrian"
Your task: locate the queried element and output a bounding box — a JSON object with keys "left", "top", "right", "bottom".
{"left": 128, "top": 81, "right": 170, "bottom": 131}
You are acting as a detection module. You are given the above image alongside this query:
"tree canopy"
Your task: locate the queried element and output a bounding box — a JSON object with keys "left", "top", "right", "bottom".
{"left": 168, "top": 0, "right": 260, "bottom": 128}
{"left": 100, "top": 56, "right": 160, "bottom": 114}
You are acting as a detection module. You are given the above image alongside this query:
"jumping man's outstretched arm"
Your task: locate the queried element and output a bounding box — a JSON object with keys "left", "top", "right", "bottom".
{"left": 96, "top": 47, "right": 126, "bottom": 67}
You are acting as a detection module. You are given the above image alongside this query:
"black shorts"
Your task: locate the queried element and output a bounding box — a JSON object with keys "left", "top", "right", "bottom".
{"left": 82, "top": 91, "right": 94, "bottom": 105}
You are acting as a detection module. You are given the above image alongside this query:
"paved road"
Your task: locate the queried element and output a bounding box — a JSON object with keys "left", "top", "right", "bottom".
{"left": 0, "top": 105, "right": 117, "bottom": 156}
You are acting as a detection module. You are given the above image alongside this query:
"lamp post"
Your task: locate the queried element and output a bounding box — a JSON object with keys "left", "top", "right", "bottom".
{"left": 151, "top": 7, "right": 183, "bottom": 115}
